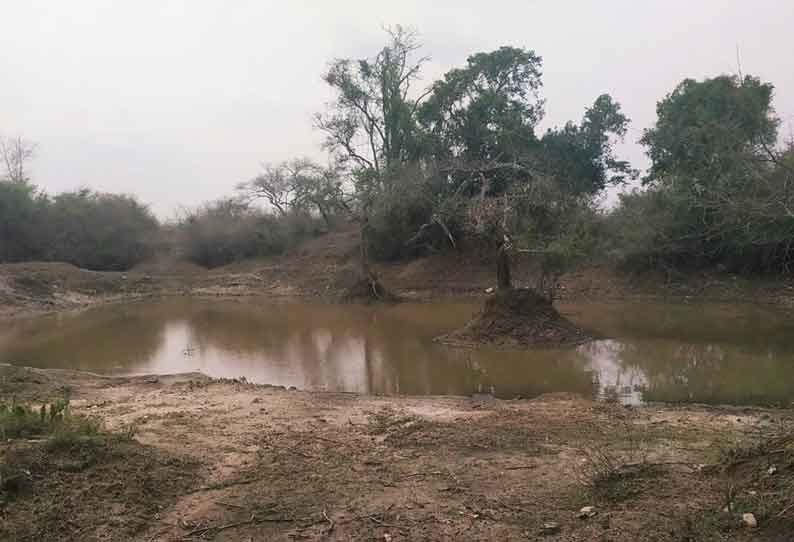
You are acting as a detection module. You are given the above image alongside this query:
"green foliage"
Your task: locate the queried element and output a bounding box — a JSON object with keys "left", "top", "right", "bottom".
{"left": 0, "top": 183, "right": 158, "bottom": 270}
{"left": 641, "top": 75, "right": 778, "bottom": 187}
{"left": 0, "top": 397, "right": 77, "bottom": 440}
{"left": 419, "top": 46, "right": 544, "bottom": 166}
{"left": 611, "top": 74, "right": 794, "bottom": 273}
{"left": 316, "top": 25, "right": 427, "bottom": 180}
{"left": 47, "top": 189, "right": 159, "bottom": 270}
{"left": 367, "top": 173, "right": 434, "bottom": 261}
{"left": 540, "top": 94, "right": 636, "bottom": 194}
{"left": 604, "top": 188, "right": 687, "bottom": 269}
{"left": 511, "top": 180, "right": 604, "bottom": 297}
{"left": 0, "top": 181, "right": 49, "bottom": 262}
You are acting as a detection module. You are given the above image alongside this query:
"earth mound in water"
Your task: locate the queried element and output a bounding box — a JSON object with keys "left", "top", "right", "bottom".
{"left": 438, "top": 288, "right": 591, "bottom": 348}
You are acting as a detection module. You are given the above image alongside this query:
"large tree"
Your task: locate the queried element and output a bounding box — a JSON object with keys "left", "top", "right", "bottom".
{"left": 315, "top": 25, "right": 428, "bottom": 189}
{"left": 418, "top": 46, "right": 544, "bottom": 197}
{"left": 419, "top": 52, "right": 632, "bottom": 294}
{"left": 315, "top": 26, "right": 430, "bottom": 298}
{"left": 641, "top": 75, "right": 778, "bottom": 188}
{"left": 633, "top": 74, "right": 794, "bottom": 271}
{"left": 540, "top": 94, "right": 635, "bottom": 195}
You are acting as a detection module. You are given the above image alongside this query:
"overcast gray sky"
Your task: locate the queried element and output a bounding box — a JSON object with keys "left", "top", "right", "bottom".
{"left": 2, "top": 1, "right": 793, "bottom": 217}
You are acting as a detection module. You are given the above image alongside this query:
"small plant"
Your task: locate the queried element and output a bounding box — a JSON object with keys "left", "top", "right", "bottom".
{"left": 1, "top": 396, "right": 89, "bottom": 441}
{"left": 575, "top": 418, "right": 654, "bottom": 503}
{"left": 0, "top": 400, "right": 47, "bottom": 439}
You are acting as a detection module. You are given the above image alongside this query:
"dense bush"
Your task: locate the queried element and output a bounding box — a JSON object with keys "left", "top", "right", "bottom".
{"left": 0, "top": 181, "right": 49, "bottom": 262}
{"left": 177, "top": 199, "right": 323, "bottom": 268}
{"left": 607, "top": 156, "right": 794, "bottom": 274}
{"left": 607, "top": 76, "right": 794, "bottom": 274}
{"left": 366, "top": 175, "right": 435, "bottom": 261}
{"left": 0, "top": 183, "right": 158, "bottom": 271}
{"left": 47, "top": 190, "right": 159, "bottom": 271}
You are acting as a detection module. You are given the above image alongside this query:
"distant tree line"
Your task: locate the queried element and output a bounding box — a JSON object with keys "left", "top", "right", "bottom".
{"left": 2, "top": 26, "right": 792, "bottom": 279}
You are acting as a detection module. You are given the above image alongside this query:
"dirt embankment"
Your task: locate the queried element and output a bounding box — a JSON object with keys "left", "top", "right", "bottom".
{"left": 3, "top": 227, "right": 794, "bottom": 320}
{"left": 1, "top": 364, "right": 793, "bottom": 542}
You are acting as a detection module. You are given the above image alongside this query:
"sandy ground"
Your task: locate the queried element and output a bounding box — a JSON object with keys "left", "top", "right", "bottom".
{"left": 2, "top": 365, "right": 793, "bottom": 541}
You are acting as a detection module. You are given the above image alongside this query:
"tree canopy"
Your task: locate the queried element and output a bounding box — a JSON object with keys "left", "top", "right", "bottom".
{"left": 641, "top": 75, "right": 778, "bottom": 187}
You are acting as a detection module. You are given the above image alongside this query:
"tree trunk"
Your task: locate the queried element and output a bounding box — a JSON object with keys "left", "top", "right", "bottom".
{"left": 497, "top": 243, "right": 512, "bottom": 290}
{"left": 359, "top": 215, "right": 377, "bottom": 283}
{"left": 317, "top": 204, "right": 331, "bottom": 229}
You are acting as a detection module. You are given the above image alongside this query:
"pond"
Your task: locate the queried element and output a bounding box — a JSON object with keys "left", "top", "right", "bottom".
{"left": 2, "top": 298, "right": 794, "bottom": 406}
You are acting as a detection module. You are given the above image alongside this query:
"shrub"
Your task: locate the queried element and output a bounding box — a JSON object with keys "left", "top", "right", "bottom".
{"left": 178, "top": 199, "right": 290, "bottom": 268}
{"left": 0, "top": 181, "right": 49, "bottom": 262}
{"left": 0, "top": 184, "right": 158, "bottom": 271}
{"left": 367, "top": 176, "right": 435, "bottom": 261}
{"left": 0, "top": 397, "right": 77, "bottom": 440}
{"left": 46, "top": 189, "right": 159, "bottom": 271}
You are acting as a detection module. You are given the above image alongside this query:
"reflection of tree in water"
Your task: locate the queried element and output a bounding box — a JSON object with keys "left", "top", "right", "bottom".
{"left": 177, "top": 301, "right": 600, "bottom": 398}
{"left": 570, "top": 302, "right": 794, "bottom": 353}
{"left": 7, "top": 299, "right": 794, "bottom": 405}
{"left": 0, "top": 304, "right": 166, "bottom": 372}
{"left": 567, "top": 302, "right": 794, "bottom": 406}
{"left": 179, "top": 302, "right": 465, "bottom": 394}
{"left": 576, "top": 340, "right": 648, "bottom": 405}
{"left": 609, "top": 340, "right": 794, "bottom": 406}
{"left": 456, "top": 348, "right": 597, "bottom": 400}
{"left": 179, "top": 300, "right": 793, "bottom": 405}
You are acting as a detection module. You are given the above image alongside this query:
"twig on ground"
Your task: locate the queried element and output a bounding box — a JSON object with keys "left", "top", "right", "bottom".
{"left": 776, "top": 501, "right": 794, "bottom": 518}
{"left": 322, "top": 508, "right": 335, "bottom": 535}
{"left": 366, "top": 515, "right": 410, "bottom": 533}
{"left": 215, "top": 500, "right": 246, "bottom": 509}
{"left": 312, "top": 435, "right": 345, "bottom": 446}
{"left": 180, "top": 512, "right": 297, "bottom": 540}
{"left": 182, "top": 513, "right": 257, "bottom": 539}
{"left": 403, "top": 470, "right": 444, "bottom": 479}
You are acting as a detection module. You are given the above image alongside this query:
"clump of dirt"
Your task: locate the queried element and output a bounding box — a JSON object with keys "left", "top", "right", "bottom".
{"left": 0, "top": 435, "right": 200, "bottom": 542}
{"left": 438, "top": 287, "right": 592, "bottom": 347}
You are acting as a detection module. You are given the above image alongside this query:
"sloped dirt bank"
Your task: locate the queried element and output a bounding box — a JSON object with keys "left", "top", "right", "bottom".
{"left": 4, "top": 228, "right": 794, "bottom": 322}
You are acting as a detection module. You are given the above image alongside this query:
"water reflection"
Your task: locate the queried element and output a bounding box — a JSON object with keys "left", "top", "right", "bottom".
{"left": 2, "top": 299, "right": 794, "bottom": 406}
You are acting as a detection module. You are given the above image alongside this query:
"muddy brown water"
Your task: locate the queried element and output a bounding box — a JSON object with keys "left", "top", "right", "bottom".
{"left": 2, "top": 298, "right": 794, "bottom": 406}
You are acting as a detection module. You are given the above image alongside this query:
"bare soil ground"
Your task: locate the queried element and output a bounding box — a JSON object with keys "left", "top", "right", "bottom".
{"left": 2, "top": 365, "right": 793, "bottom": 542}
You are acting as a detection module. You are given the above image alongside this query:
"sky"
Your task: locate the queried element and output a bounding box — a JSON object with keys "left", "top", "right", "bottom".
{"left": 2, "top": 1, "right": 793, "bottom": 218}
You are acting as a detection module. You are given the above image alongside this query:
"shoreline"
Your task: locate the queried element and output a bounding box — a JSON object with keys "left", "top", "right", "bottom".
{"left": 3, "top": 256, "right": 794, "bottom": 323}
{"left": 4, "top": 363, "right": 791, "bottom": 412}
